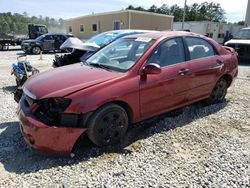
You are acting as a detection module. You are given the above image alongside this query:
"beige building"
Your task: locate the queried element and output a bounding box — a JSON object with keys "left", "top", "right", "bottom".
{"left": 65, "top": 10, "right": 174, "bottom": 39}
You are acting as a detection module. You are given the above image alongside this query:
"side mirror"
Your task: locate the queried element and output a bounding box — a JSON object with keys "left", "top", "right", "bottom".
{"left": 142, "top": 63, "right": 161, "bottom": 75}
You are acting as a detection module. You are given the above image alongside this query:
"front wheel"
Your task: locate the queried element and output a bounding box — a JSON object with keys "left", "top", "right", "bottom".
{"left": 87, "top": 104, "right": 128, "bottom": 146}
{"left": 31, "top": 46, "right": 41, "bottom": 55}
{"left": 205, "top": 78, "right": 228, "bottom": 104}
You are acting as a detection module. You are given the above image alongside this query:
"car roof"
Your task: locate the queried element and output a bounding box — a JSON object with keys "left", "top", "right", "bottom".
{"left": 102, "top": 29, "right": 156, "bottom": 34}
{"left": 123, "top": 31, "right": 201, "bottom": 40}
{"left": 44, "top": 33, "right": 72, "bottom": 36}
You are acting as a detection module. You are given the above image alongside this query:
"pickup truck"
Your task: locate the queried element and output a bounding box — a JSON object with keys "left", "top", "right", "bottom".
{"left": 0, "top": 24, "right": 48, "bottom": 51}
{"left": 225, "top": 27, "right": 250, "bottom": 63}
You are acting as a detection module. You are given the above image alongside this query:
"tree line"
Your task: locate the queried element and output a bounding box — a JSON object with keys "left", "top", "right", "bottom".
{"left": 0, "top": 12, "right": 65, "bottom": 34}
{"left": 127, "top": 2, "right": 244, "bottom": 25}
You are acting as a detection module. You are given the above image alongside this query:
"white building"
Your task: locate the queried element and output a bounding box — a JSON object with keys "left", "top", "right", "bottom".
{"left": 173, "top": 21, "right": 243, "bottom": 44}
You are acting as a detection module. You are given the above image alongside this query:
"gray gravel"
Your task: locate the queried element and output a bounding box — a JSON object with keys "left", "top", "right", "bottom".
{"left": 0, "top": 48, "right": 250, "bottom": 187}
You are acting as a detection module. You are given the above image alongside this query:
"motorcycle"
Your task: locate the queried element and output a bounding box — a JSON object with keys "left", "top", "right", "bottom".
{"left": 11, "top": 55, "right": 39, "bottom": 102}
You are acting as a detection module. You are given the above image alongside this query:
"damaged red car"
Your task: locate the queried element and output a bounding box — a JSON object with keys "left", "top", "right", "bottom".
{"left": 18, "top": 31, "right": 238, "bottom": 155}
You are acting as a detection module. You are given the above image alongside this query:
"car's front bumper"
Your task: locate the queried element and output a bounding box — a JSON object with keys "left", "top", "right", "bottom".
{"left": 21, "top": 45, "right": 32, "bottom": 53}
{"left": 17, "top": 97, "right": 87, "bottom": 156}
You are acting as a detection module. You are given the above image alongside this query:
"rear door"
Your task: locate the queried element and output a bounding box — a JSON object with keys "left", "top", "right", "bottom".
{"left": 140, "top": 37, "right": 192, "bottom": 119}
{"left": 184, "top": 37, "right": 224, "bottom": 101}
{"left": 54, "top": 35, "right": 67, "bottom": 50}
{"left": 42, "top": 35, "right": 54, "bottom": 51}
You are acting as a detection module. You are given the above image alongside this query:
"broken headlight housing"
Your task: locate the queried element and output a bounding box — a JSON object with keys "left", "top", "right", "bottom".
{"left": 34, "top": 98, "right": 71, "bottom": 126}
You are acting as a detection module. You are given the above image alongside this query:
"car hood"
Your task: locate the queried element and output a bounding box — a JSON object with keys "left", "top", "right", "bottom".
{"left": 225, "top": 39, "right": 250, "bottom": 45}
{"left": 23, "top": 63, "right": 123, "bottom": 100}
{"left": 60, "top": 37, "right": 100, "bottom": 51}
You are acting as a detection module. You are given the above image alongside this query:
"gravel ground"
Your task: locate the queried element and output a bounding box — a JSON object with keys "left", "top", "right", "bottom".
{"left": 0, "top": 47, "right": 250, "bottom": 187}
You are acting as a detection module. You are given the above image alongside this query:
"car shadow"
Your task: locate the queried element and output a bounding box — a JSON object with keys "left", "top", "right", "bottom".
{"left": 2, "top": 85, "right": 16, "bottom": 94}
{"left": 0, "top": 100, "right": 228, "bottom": 174}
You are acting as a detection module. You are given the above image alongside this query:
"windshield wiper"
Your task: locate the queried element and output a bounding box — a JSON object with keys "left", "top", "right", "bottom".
{"left": 88, "top": 62, "right": 111, "bottom": 71}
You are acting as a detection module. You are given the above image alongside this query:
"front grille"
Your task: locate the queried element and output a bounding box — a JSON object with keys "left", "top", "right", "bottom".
{"left": 227, "top": 43, "right": 250, "bottom": 58}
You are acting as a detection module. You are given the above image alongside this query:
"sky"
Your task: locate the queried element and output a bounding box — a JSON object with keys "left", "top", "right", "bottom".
{"left": 0, "top": 0, "right": 248, "bottom": 22}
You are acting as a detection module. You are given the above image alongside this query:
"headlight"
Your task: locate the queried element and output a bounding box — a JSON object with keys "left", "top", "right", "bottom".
{"left": 38, "top": 98, "right": 71, "bottom": 114}
{"left": 34, "top": 98, "right": 72, "bottom": 125}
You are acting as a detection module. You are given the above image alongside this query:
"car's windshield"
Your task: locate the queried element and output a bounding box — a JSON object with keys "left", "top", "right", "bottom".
{"left": 87, "top": 32, "right": 122, "bottom": 46}
{"left": 234, "top": 29, "right": 250, "bottom": 39}
{"left": 85, "top": 37, "right": 154, "bottom": 72}
{"left": 36, "top": 35, "right": 45, "bottom": 41}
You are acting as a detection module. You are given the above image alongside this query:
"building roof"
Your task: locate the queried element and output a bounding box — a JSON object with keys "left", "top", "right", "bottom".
{"left": 66, "top": 9, "right": 174, "bottom": 22}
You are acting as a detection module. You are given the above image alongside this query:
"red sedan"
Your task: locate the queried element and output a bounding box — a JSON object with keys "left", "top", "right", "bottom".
{"left": 18, "top": 31, "right": 238, "bottom": 155}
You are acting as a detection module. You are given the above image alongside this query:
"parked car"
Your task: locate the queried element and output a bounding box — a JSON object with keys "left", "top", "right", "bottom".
{"left": 18, "top": 31, "right": 238, "bottom": 155}
{"left": 53, "top": 30, "right": 155, "bottom": 67}
{"left": 224, "top": 27, "right": 250, "bottom": 63}
{"left": 21, "top": 33, "right": 73, "bottom": 54}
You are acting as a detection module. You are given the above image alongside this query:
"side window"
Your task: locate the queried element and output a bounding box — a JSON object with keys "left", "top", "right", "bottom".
{"left": 148, "top": 38, "right": 185, "bottom": 67}
{"left": 56, "top": 35, "right": 66, "bottom": 43}
{"left": 185, "top": 37, "right": 215, "bottom": 60}
{"left": 44, "top": 35, "right": 53, "bottom": 40}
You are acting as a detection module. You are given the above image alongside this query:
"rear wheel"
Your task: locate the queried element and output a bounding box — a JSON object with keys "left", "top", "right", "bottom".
{"left": 205, "top": 78, "right": 228, "bottom": 104}
{"left": 87, "top": 104, "right": 128, "bottom": 146}
{"left": 31, "top": 46, "right": 41, "bottom": 55}
{"left": 0, "top": 44, "right": 3, "bottom": 51}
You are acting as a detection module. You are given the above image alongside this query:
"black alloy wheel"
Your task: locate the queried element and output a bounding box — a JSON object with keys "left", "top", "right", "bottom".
{"left": 87, "top": 104, "right": 128, "bottom": 146}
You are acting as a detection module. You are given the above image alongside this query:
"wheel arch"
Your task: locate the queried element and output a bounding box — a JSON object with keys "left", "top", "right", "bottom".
{"left": 72, "top": 100, "right": 133, "bottom": 151}
{"left": 111, "top": 100, "right": 133, "bottom": 124}
{"left": 88, "top": 100, "right": 134, "bottom": 125}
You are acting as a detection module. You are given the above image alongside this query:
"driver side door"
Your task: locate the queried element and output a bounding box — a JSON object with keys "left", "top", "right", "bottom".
{"left": 139, "top": 37, "right": 192, "bottom": 119}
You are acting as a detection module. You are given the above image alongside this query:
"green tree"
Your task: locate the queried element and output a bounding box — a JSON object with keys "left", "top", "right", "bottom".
{"left": 0, "top": 12, "right": 64, "bottom": 34}
{"left": 148, "top": 5, "right": 158, "bottom": 13}
{"left": 126, "top": 2, "right": 226, "bottom": 22}
{"left": 170, "top": 4, "right": 183, "bottom": 22}
{"left": 2, "top": 20, "right": 10, "bottom": 33}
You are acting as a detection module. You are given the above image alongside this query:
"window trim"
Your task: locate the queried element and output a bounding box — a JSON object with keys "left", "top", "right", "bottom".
{"left": 80, "top": 24, "right": 84, "bottom": 33}
{"left": 92, "top": 23, "right": 98, "bottom": 33}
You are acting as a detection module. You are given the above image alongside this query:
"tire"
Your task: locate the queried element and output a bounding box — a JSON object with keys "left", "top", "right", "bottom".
{"left": 0, "top": 44, "right": 3, "bottom": 51}
{"left": 31, "top": 46, "right": 41, "bottom": 55}
{"left": 205, "top": 78, "right": 228, "bottom": 105}
{"left": 87, "top": 104, "right": 129, "bottom": 146}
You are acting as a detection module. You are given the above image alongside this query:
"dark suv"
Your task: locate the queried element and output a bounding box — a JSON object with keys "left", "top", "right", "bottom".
{"left": 21, "top": 33, "right": 73, "bottom": 54}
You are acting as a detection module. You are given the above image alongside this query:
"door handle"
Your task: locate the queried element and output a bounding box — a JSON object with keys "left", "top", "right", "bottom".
{"left": 179, "top": 68, "right": 189, "bottom": 75}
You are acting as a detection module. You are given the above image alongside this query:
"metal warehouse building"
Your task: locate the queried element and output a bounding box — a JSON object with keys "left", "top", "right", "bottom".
{"left": 65, "top": 10, "right": 174, "bottom": 39}
{"left": 174, "top": 21, "right": 243, "bottom": 44}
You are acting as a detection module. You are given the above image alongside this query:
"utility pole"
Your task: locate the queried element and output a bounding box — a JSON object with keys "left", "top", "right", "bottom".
{"left": 182, "top": 0, "right": 187, "bottom": 29}
{"left": 245, "top": 0, "right": 250, "bottom": 27}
